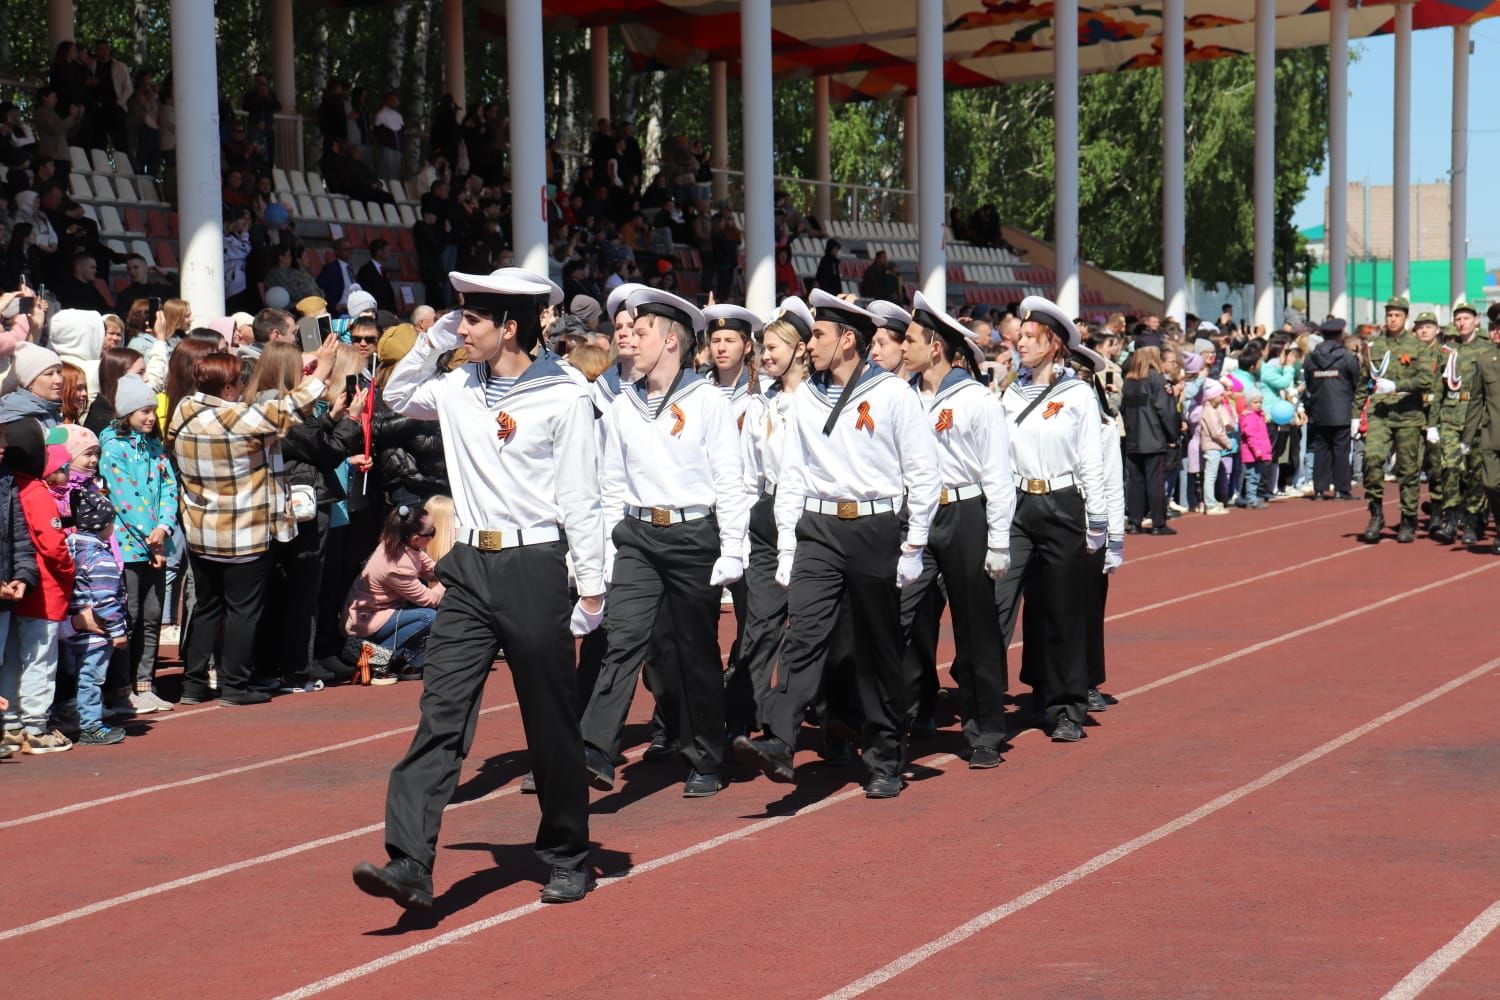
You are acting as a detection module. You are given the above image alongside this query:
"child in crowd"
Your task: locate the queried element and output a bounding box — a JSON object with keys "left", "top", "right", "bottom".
{"left": 343, "top": 504, "right": 444, "bottom": 685}
{"left": 1197, "top": 380, "right": 1233, "bottom": 516}
{"left": 1238, "top": 390, "right": 1273, "bottom": 510}
{"left": 99, "top": 375, "right": 177, "bottom": 714}
{"left": 0, "top": 421, "right": 39, "bottom": 756}
{"left": 62, "top": 490, "right": 129, "bottom": 746}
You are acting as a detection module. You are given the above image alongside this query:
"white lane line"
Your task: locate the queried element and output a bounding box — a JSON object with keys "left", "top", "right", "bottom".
{"left": 1104, "top": 546, "right": 1366, "bottom": 625}
{"left": 1131, "top": 508, "right": 1352, "bottom": 563}
{"left": 0, "top": 543, "right": 1427, "bottom": 939}
{"left": 1382, "top": 900, "right": 1500, "bottom": 1000}
{"left": 821, "top": 655, "right": 1500, "bottom": 1000}
{"left": 273, "top": 754, "right": 965, "bottom": 1000}
{"left": 0, "top": 701, "right": 520, "bottom": 831}
{"left": 1116, "top": 561, "right": 1500, "bottom": 700}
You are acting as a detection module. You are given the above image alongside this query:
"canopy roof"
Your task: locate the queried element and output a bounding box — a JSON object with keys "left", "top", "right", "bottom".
{"left": 465, "top": 0, "right": 1500, "bottom": 99}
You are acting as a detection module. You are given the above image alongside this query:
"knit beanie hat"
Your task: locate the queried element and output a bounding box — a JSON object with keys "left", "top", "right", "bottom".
{"left": 10, "top": 342, "right": 63, "bottom": 392}
{"left": 1203, "top": 380, "right": 1225, "bottom": 401}
{"left": 42, "top": 443, "right": 71, "bottom": 478}
{"left": 61, "top": 424, "right": 99, "bottom": 462}
{"left": 71, "top": 488, "right": 115, "bottom": 535}
{"left": 1182, "top": 352, "right": 1204, "bottom": 374}
{"left": 113, "top": 374, "right": 156, "bottom": 417}
{"left": 346, "top": 287, "right": 378, "bottom": 317}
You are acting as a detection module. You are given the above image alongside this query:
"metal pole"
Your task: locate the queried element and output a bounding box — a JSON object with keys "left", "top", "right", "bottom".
{"left": 711, "top": 61, "right": 729, "bottom": 204}
{"left": 443, "top": 0, "right": 466, "bottom": 111}
{"left": 1392, "top": 2, "right": 1412, "bottom": 299}
{"left": 1252, "top": 0, "right": 1275, "bottom": 332}
{"left": 590, "top": 26, "right": 610, "bottom": 125}
{"left": 506, "top": 0, "right": 547, "bottom": 274}
{"left": 171, "top": 0, "right": 224, "bottom": 316}
{"left": 1162, "top": 0, "right": 1186, "bottom": 324}
{"left": 1328, "top": 0, "right": 1349, "bottom": 320}
{"left": 916, "top": 0, "right": 946, "bottom": 305}
{"left": 814, "top": 75, "right": 832, "bottom": 224}
{"left": 740, "top": 0, "right": 775, "bottom": 315}
{"left": 1450, "top": 24, "right": 1470, "bottom": 307}
{"left": 1054, "top": 0, "right": 1079, "bottom": 317}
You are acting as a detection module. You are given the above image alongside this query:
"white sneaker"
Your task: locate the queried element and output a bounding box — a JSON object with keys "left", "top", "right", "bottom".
{"left": 145, "top": 690, "right": 175, "bottom": 712}
{"left": 208, "top": 667, "right": 218, "bottom": 691}
{"left": 1298, "top": 484, "right": 1315, "bottom": 496}
{"left": 128, "top": 691, "right": 161, "bottom": 716}
{"left": 1167, "top": 500, "right": 1187, "bottom": 513}
{"left": 1205, "top": 504, "right": 1231, "bottom": 516}
{"left": 159, "top": 624, "right": 181, "bottom": 646}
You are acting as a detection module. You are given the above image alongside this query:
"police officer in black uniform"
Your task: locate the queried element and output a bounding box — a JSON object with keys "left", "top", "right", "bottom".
{"left": 1302, "top": 317, "right": 1361, "bottom": 500}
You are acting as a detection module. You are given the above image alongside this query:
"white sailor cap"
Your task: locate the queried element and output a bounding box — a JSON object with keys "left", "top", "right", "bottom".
{"left": 867, "top": 300, "right": 913, "bottom": 333}
{"left": 1018, "top": 295, "right": 1081, "bottom": 352}
{"left": 627, "top": 286, "right": 705, "bottom": 335}
{"left": 770, "top": 295, "right": 815, "bottom": 342}
{"left": 809, "top": 288, "right": 878, "bottom": 339}
{"left": 450, "top": 267, "right": 564, "bottom": 307}
{"left": 1070, "top": 342, "right": 1108, "bottom": 372}
{"left": 606, "top": 281, "right": 647, "bottom": 321}
{"left": 912, "top": 291, "right": 985, "bottom": 370}
{"left": 703, "top": 304, "right": 763, "bottom": 339}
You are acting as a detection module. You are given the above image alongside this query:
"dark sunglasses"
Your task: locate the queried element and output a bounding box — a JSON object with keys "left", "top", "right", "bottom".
{"left": 351, "top": 335, "right": 378, "bottom": 345}
{"left": 414, "top": 527, "right": 437, "bottom": 538}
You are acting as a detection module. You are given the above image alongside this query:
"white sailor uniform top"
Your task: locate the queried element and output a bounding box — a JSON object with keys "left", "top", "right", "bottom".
{"left": 709, "top": 368, "right": 761, "bottom": 428}
{"left": 1000, "top": 372, "right": 1108, "bottom": 534}
{"left": 383, "top": 326, "right": 607, "bottom": 596}
{"left": 915, "top": 368, "right": 1016, "bottom": 552}
{"left": 774, "top": 364, "right": 941, "bottom": 553}
{"left": 600, "top": 371, "right": 749, "bottom": 560}
{"left": 1099, "top": 411, "right": 1126, "bottom": 554}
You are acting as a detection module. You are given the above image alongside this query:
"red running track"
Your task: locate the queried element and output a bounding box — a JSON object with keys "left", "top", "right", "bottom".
{"left": 3, "top": 497, "right": 1498, "bottom": 999}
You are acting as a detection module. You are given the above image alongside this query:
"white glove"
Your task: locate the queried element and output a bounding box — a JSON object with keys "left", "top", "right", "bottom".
{"left": 1104, "top": 544, "right": 1124, "bottom": 575}
{"left": 1425, "top": 427, "right": 1440, "bottom": 445}
{"left": 428, "top": 308, "right": 464, "bottom": 349}
{"left": 984, "top": 548, "right": 1009, "bottom": 580}
{"left": 1350, "top": 418, "right": 1362, "bottom": 440}
{"left": 1461, "top": 443, "right": 1472, "bottom": 457}
{"left": 708, "top": 556, "right": 743, "bottom": 587}
{"left": 896, "top": 547, "right": 924, "bottom": 589}
{"left": 569, "top": 598, "right": 605, "bottom": 637}
{"left": 1374, "top": 378, "right": 1396, "bottom": 395}
{"left": 775, "top": 551, "right": 794, "bottom": 588}
{"left": 1085, "top": 527, "right": 1107, "bottom": 553}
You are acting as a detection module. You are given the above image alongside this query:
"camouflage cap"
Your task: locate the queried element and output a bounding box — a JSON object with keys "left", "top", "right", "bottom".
{"left": 1452, "top": 300, "right": 1480, "bottom": 317}
{"left": 1413, "top": 311, "right": 1438, "bottom": 326}
{"left": 1384, "top": 296, "right": 1410, "bottom": 313}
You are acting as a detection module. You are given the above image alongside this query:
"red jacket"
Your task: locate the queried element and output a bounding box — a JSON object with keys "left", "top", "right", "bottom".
{"left": 16, "top": 475, "right": 75, "bottom": 621}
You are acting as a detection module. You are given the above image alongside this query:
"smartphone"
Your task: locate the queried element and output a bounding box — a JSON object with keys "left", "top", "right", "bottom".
{"left": 316, "top": 314, "right": 332, "bottom": 339}
{"left": 147, "top": 296, "right": 161, "bottom": 325}
{"left": 344, "top": 374, "right": 357, "bottom": 401}
{"left": 16, "top": 296, "right": 34, "bottom": 315}
{"left": 17, "top": 272, "right": 28, "bottom": 290}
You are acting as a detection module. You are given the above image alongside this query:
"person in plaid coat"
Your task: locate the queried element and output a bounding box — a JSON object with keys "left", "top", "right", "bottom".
{"left": 165, "top": 337, "right": 339, "bottom": 706}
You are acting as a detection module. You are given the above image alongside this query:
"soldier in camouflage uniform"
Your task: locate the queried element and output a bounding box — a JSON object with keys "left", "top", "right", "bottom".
{"left": 1459, "top": 332, "right": 1500, "bottom": 555}
{"left": 1432, "top": 301, "right": 1492, "bottom": 545}
{"left": 1411, "top": 312, "right": 1446, "bottom": 530}
{"left": 1355, "top": 296, "right": 1440, "bottom": 544}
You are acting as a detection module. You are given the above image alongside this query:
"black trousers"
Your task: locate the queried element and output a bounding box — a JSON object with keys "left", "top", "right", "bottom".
{"left": 182, "top": 551, "right": 271, "bottom": 699}
{"left": 255, "top": 507, "right": 329, "bottom": 686}
{"left": 1309, "top": 423, "right": 1352, "bottom": 495}
{"left": 900, "top": 496, "right": 1008, "bottom": 750}
{"left": 384, "top": 541, "right": 588, "bottom": 873}
{"left": 725, "top": 494, "right": 787, "bottom": 735}
{"left": 994, "top": 488, "right": 1091, "bottom": 726}
{"left": 1125, "top": 451, "right": 1167, "bottom": 527}
{"left": 763, "top": 510, "right": 908, "bottom": 776}
{"left": 582, "top": 516, "right": 726, "bottom": 774}
{"left": 1020, "top": 545, "right": 1108, "bottom": 691}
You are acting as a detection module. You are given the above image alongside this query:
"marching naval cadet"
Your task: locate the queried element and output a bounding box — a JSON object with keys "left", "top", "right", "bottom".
{"left": 726, "top": 297, "right": 813, "bottom": 738}
{"left": 353, "top": 267, "right": 605, "bottom": 908}
{"left": 735, "top": 289, "right": 940, "bottom": 798}
{"left": 868, "top": 299, "right": 913, "bottom": 377}
{"left": 994, "top": 295, "right": 1108, "bottom": 743}
{"left": 704, "top": 303, "right": 764, "bottom": 425}
{"left": 896, "top": 291, "right": 1015, "bottom": 768}
{"left": 581, "top": 287, "right": 749, "bottom": 798}
{"left": 592, "top": 282, "right": 646, "bottom": 409}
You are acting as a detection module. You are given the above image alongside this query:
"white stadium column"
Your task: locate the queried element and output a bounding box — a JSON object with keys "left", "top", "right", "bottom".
{"left": 171, "top": 0, "right": 225, "bottom": 316}
{"left": 814, "top": 75, "right": 832, "bottom": 225}
{"left": 1252, "top": 0, "right": 1275, "bottom": 332}
{"left": 272, "top": 0, "right": 295, "bottom": 118}
{"left": 591, "top": 26, "right": 610, "bottom": 125}
{"left": 1329, "top": 0, "right": 1349, "bottom": 320}
{"left": 711, "top": 61, "right": 729, "bottom": 204}
{"left": 506, "top": 0, "right": 547, "bottom": 274}
{"left": 741, "top": 0, "right": 776, "bottom": 316}
{"left": 1393, "top": 1, "right": 1412, "bottom": 299}
{"left": 903, "top": 94, "right": 918, "bottom": 225}
{"left": 1162, "top": 0, "right": 1186, "bottom": 324}
{"left": 916, "top": 0, "right": 946, "bottom": 305}
{"left": 49, "top": 0, "right": 73, "bottom": 52}
{"left": 1450, "top": 24, "right": 1470, "bottom": 307}
{"left": 1054, "top": 0, "right": 1080, "bottom": 317}
{"left": 444, "top": 0, "right": 466, "bottom": 111}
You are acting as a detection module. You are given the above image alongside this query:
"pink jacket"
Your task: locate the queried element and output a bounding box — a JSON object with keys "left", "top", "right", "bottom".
{"left": 1239, "top": 408, "right": 1273, "bottom": 462}
{"left": 1197, "top": 401, "right": 1232, "bottom": 453}
{"left": 343, "top": 545, "right": 445, "bottom": 636}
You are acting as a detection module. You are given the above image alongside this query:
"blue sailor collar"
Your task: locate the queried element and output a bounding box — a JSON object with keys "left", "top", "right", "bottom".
{"left": 473, "top": 353, "right": 571, "bottom": 406}
{"left": 626, "top": 368, "right": 708, "bottom": 417}
{"left": 809, "top": 360, "right": 890, "bottom": 404}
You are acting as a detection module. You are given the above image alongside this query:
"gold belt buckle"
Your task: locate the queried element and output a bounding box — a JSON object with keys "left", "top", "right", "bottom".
{"left": 836, "top": 500, "right": 860, "bottom": 520}
{"left": 1025, "top": 478, "right": 1049, "bottom": 495}
{"left": 476, "top": 530, "right": 503, "bottom": 551}
{"left": 939, "top": 487, "right": 950, "bottom": 506}
{"left": 650, "top": 507, "right": 673, "bottom": 526}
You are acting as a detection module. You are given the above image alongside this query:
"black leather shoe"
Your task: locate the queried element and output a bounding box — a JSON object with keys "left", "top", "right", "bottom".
{"left": 220, "top": 690, "right": 272, "bottom": 706}
{"left": 1359, "top": 504, "right": 1385, "bottom": 544}
{"left": 733, "top": 734, "right": 795, "bottom": 783}
{"left": 642, "top": 727, "right": 681, "bottom": 761}
{"left": 520, "top": 771, "right": 536, "bottom": 794}
{"left": 584, "top": 745, "right": 615, "bottom": 791}
{"left": 682, "top": 770, "right": 722, "bottom": 797}
{"left": 865, "top": 772, "right": 903, "bottom": 798}
{"left": 1150, "top": 524, "right": 1178, "bottom": 536}
{"left": 539, "top": 866, "right": 594, "bottom": 904}
{"left": 352, "top": 857, "right": 433, "bottom": 910}
{"left": 1334, "top": 492, "right": 1357, "bottom": 501}
{"left": 1087, "top": 687, "right": 1109, "bottom": 713}
{"left": 1050, "top": 716, "right": 1085, "bottom": 742}
{"left": 1124, "top": 522, "right": 1140, "bottom": 535}
{"left": 968, "top": 746, "right": 1001, "bottom": 769}
{"left": 1396, "top": 515, "right": 1416, "bottom": 544}
{"left": 820, "top": 732, "right": 854, "bottom": 765}
{"left": 909, "top": 715, "right": 938, "bottom": 739}
{"left": 1491, "top": 535, "right": 1500, "bottom": 556}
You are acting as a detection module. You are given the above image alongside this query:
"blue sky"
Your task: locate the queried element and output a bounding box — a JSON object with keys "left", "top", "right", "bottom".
{"left": 1293, "top": 26, "right": 1500, "bottom": 272}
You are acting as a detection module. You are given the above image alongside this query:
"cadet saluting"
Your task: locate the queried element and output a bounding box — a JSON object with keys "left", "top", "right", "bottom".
{"left": 353, "top": 267, "right": 605, "bottom": 908}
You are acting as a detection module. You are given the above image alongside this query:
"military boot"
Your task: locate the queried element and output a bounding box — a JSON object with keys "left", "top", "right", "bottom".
{"left": 1359, "top": 503, "right": 1385, "bottom": 544}
{"left": 1461, "top": 512, "right": 1479, "bottom": 546}
{"left": 1396, "top": 515, "right": 1417, "bottom": 544}
{"left": 1429, "top": 510, "right": 1455, "bottom": 545}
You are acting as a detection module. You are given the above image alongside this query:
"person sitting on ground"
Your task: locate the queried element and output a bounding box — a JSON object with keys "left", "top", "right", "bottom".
{"left": 342, "top": 502, "right": 444, "bottom": 684}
